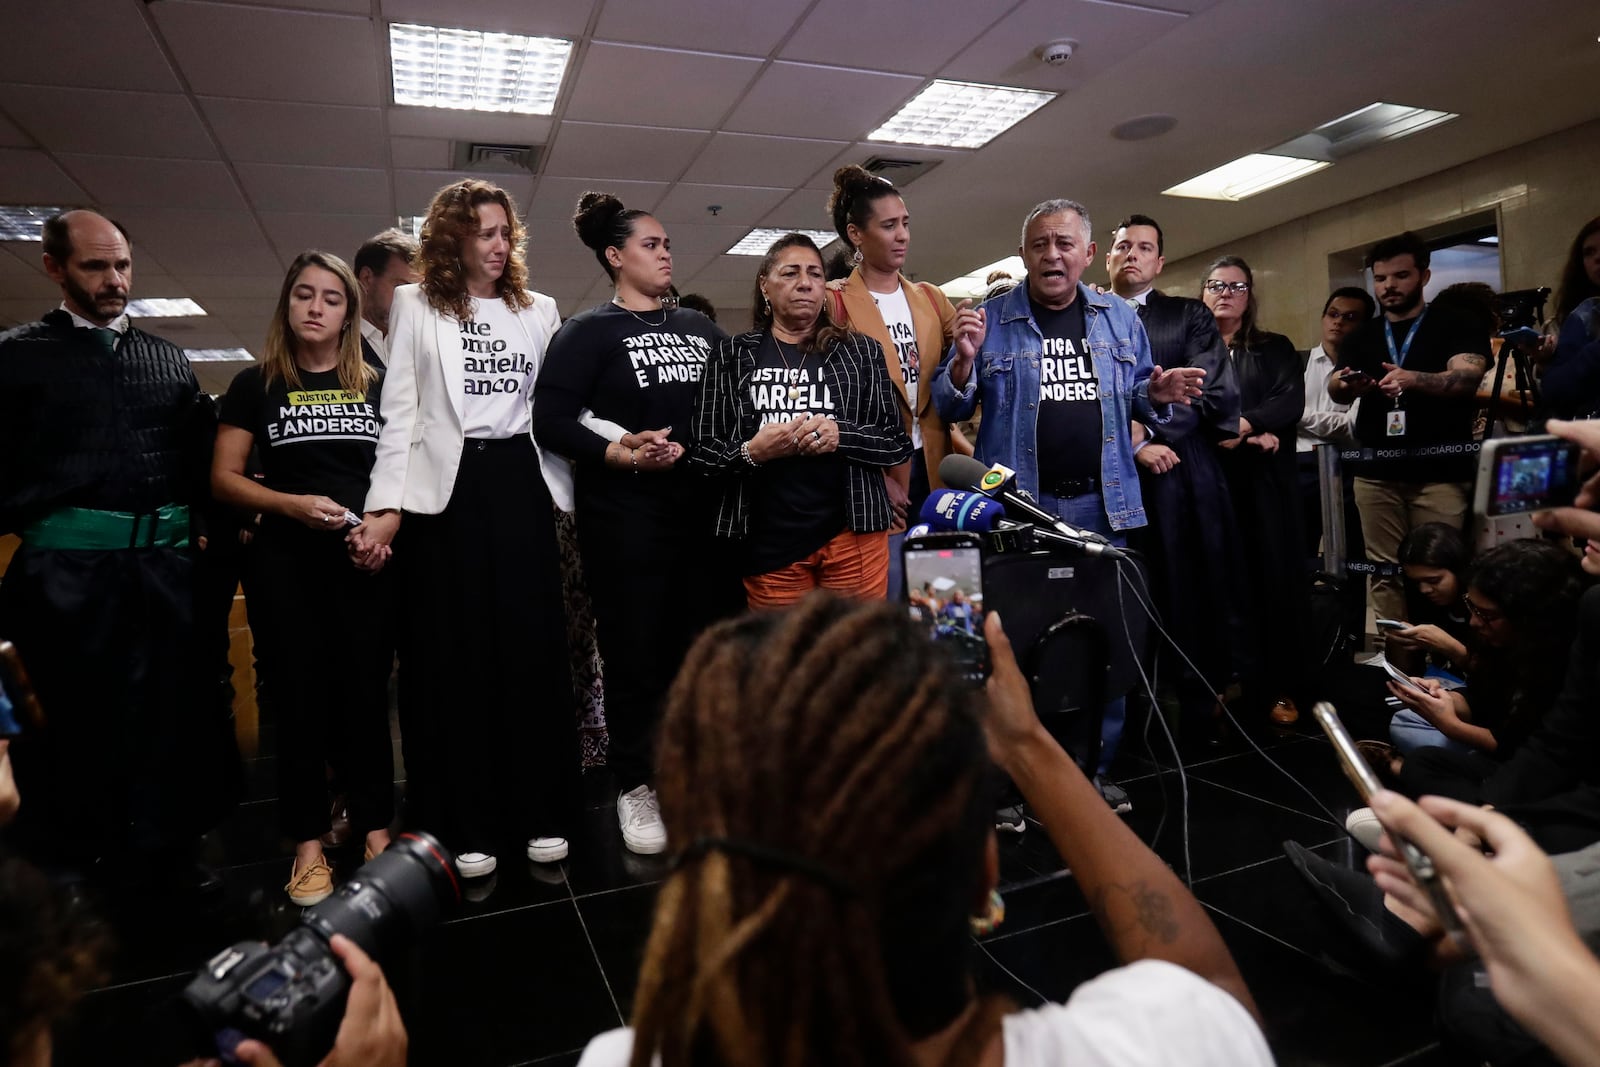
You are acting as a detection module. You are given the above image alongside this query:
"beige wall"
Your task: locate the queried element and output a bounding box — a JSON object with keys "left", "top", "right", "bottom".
{"left": 1151, "top": 118, "right": 1600, "bottom": 348}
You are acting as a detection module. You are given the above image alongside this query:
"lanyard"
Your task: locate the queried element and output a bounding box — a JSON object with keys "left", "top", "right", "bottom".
{"left": 1383, "top": 308, "right": 1428, "bottom": 368}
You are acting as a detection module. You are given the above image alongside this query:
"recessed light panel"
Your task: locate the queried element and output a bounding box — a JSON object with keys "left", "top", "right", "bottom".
{"left": 389, "top": 22, "right": 573, "bottom": 115}
{"left": 726, "top": 229, "right": 839, "bottom": 256}
{"left": 1313, "top": 102, "right": 1458, "bottom": 154}
{"left": 1162, "top": 154, "right": 1331, "bottom": 202}
{"left": 127, "top": 298, "right": 207, "bottom": 318}
{"left": 398, "top": 215, "right": 426, "bottom": 238}
{"left": 869, "top": 80, "right": 1057, "bottom": 149}
{"left": 0, "top": 205, "right": 70, "bottom": 242}
{"left": 184, "top": 348, "right": 254, "bottom": 362}
{"left": 940, "top": 255, "right": 1026, "bottom": 301}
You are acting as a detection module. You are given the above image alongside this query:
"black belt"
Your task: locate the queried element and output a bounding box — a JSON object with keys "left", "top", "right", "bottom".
{"left": 1044, "top": 475, "right": 1099, "bottom": 498}
{"left": 465, "top": 435, "right": 533, "bottom": 452}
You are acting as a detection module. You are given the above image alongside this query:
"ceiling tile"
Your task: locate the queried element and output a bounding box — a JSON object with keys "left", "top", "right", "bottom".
{"left": 393, "top": 171, "right": 535, "bottom": 216}
{"left": 531, "top": 274, "right": 600, "bottom": 303}
{"left": 386, "top": 108, "right": 553, "bottom": 146}
{"left": 152, "top": 3, "right": 383, "bottom": 105}
{"left": 0, "top": 272, "right": 64, "bottom": 302}
{"left": 525, "top": 176, "right": 668, "bottom": 220}
{"left": 114, "top": 208, "right": 282, "bottom": 277}
{"left": 725, "top": 62, "right": 922, "bottom": 142}
{"left": 0, "top": 149, "right": 90, "bottom": 204}
{"left": 201, "top": 99, "right": 386, "bottom": 167}
{"left": 761, "top": 186, "right": 838, "bottom": 232}
{"left": 219, "top": 0, "right": 370, "bottom": 11}
{"left": 236, "top": 163, "right": 391, "bottom": 215}
{"left": 178, "top": 274, "right": 291, "bottom": 302}
{"left": 939, "top": 0, "right": 1189, "bottom": 90}
{"left": 391, "top": 136, "right": 450, "bottom": 169}
{"left": 195, "top": 360, "right": 257, "bottom": 395}
{"left": 680, "top": 132, "right": 848, "bottom": 188}
{"left": 259, "top": 212, "right": 396, "bottom": 264}
{"left": 0, "top": 0, "right": 181, "bottom": 92}
{"left": 781, "top": 0, "right": 1013, "bottom": 75}
{"left": 57, "top": 155, "right": 245, "bottom": 211}
{"left": 542, "top": 122, "right": 709, "bottom": 182}
{"left": 381, "top": 0, "right": 597, "bottom": 37}
{"left": 0, "top": 297, "right": 60, "bottom": 324}
{"left": 652, "top": 183, "right": 790, "bottom": 227}
{"left": 0, "top": 247, "right": 41, "bottom": 276}
{"left": 564, "top": 44, "right": 762, "bottom": 129}
{"left": 593, "top": 0, "right": 813, "bottom": 55}
{"left": 0, "top": 112, "right": 33, "bottom": 149}
{"left": 0, "top": 86, "right": 216, "bottom": 160}
{"left": 654, "top": 222, "right": 749, "bottom": 256}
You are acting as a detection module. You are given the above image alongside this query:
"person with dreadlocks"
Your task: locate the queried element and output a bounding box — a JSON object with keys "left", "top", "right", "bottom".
{"left": 577, "top": 594, "right": 1271, "bottom": 1067}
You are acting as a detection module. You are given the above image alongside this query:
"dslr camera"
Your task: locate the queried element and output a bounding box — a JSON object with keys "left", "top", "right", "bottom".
{"left": 180, "top": 831, "right": 459, "bottom": 1066}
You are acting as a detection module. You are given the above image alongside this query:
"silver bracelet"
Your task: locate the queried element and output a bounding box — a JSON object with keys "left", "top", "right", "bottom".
{"left": 739, "top": 440, "right": 761, "bottom": 467}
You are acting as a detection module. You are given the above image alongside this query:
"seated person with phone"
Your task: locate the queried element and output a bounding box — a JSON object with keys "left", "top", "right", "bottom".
{"left": 1380, "top": 522, "right": 1474, "bottom": 678}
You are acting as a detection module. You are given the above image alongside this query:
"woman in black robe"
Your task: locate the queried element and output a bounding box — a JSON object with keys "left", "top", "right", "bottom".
{"left": 1129, "top": 290, "right": 1249, "bottom": 741}
{"left": 1203, "top": 256, "right": 1308, "bottom": 726}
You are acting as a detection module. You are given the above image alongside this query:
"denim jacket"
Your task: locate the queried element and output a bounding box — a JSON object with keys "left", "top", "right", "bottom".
{"left": 931, "top": 281, "right": 1170, "bottom": 531}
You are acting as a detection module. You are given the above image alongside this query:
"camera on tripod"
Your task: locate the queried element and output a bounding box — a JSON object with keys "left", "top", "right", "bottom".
{"left": 180, "top": 831, "right": 459, "bottom": 1066}
{"left": 1496, "top": 286, "right": 1550, "bottom": 335}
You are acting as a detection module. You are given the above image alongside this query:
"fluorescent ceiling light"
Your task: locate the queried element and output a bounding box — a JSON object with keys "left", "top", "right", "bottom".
{"left": 726, "top": 229, "right": 839, "bottom": 256}
{"left": 0, "top": 205, "right": 70, "bottom": 242}
{"left": 940, "top": 255, "right": 1025, "bottom": 301}
{"left": 127, "top": 298, "right": 207, "bottom": 318}
{"left": 397, "top": 215, "right": 425, "bottom": 238}
{"left": 184, "top": 348, "right": 254, "bottom": 363}
{"left": 1314, "top": 102, "right": 1458, "bottom": 153}
{"left": 869, "top": 79, "right": 1056, "bottom": 149}
{"left": 1162, "top": 154, "right": 1330, "bottom": 202}
{"left": 389, "top": 22, "right": 572, "bottom": 115}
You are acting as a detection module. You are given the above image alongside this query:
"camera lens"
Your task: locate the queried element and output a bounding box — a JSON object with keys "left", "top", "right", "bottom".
{"left": 300, "top": 831, "right": 460, "bottom": 960}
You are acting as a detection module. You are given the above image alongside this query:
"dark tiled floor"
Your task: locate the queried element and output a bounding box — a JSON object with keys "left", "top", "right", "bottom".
{"left": 52, "top": 704, "right": 1465, "bottom": 1066}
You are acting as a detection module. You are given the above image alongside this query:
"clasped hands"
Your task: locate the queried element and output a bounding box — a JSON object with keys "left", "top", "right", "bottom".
{"left": 746, "top": 412, "right": 838, "bottom": 463}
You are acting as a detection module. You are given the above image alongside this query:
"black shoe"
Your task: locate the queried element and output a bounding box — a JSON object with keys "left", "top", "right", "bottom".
{"left": 1282, "top": 840, "right": 1423, "bottom": 965}
{"left": 1095, "top": 777, "right": 1132, "bottom": 814}
{"left": 995, "top": 805, "right": 1026, "bottom": 834}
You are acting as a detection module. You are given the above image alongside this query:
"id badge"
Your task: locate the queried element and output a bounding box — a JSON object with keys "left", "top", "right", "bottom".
{"left": 1386, "top": 410, "right": 1407, "bottom": 437}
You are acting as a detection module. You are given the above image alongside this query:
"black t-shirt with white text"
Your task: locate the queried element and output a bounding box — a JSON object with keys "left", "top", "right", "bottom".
{"left": 219, "top": 364, "right": 384, "bottom": 517}
{"left": 743, "top": 334, "right": 847, "bottom": 575}
{"left": 1031, "top": 299, "right": 1101, "bottom": 488}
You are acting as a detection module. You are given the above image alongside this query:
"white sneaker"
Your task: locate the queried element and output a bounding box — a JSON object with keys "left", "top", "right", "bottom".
{"left": 455, "top": 851, "right": 497, "bottom": 878}
{"left": 526, "top": 837, "right": 569, "bottom": 863}
{"left": 1345, "top": 807, "right": 1384, "bottom": 853}
{"left": 617, "top": 785, "right": 667, "bottom": 855}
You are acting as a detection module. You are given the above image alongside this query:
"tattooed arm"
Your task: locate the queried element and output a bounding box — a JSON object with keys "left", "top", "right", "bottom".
{"left": 982, "top": 614, "right": 1260, "bottom": 1021}
{"left": 1379, "top": 351, "right": 1490, "bottom": 399}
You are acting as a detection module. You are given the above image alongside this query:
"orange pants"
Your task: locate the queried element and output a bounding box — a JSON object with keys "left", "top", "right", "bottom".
{"left": 743, "top": 528, "right": 890, "bottom": 609}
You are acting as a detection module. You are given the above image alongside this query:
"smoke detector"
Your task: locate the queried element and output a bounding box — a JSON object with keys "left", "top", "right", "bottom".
{"left": 1037, "top": 39, "right": 1077, "bottom": 66}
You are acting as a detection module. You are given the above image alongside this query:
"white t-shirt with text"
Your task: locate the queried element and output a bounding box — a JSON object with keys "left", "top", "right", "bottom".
{"left": 577, "top": 960, "right": 1274, "bottom": 1067}
{"left": 459, "top": 296, "right": 536, "bottom": 439}
{"left": 873, "top": 284, "right": 922, "bottom": 449}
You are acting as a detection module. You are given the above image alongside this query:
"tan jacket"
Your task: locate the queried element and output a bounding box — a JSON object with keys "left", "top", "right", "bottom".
{"left": 829, "top": 269, "right": 972, "bottom": 490}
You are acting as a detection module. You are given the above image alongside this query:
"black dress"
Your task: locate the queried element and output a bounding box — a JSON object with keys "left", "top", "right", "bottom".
{"left": 1130, "top": 292, "right": 1249, "bottom": 718}
{"left": 1217, "top": 330, "right": 1308, "bottom": 711}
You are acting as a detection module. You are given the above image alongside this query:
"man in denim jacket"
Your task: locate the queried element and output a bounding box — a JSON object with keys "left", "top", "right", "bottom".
{"left": 932, "top": 198, "right": 1204, "bottom": 809}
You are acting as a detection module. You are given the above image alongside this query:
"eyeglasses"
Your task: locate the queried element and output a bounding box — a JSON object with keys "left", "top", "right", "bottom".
{"left": 1324, "top": 309, "right": 1366, "bottom": 324}
{"left": 1203, "top": 280, "right": 1250, "bottom": 295}
{"left": 1462, "top": 596, "right": 1504, "bottom": 624}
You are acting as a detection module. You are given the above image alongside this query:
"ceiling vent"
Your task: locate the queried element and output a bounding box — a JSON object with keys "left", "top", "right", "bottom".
{"left": 862, "top": 155, "right": 940, "bottom": 187}
{"left": 453, "top": 141, "right": 543, "bottom": 174}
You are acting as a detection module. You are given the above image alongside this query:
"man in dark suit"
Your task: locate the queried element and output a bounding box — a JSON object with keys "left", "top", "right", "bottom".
{"left": 1105, "top": 215, "right": 1259, "bottom": 730}
{"left": 353, "top": 229, "right": 420, "bottom": 370}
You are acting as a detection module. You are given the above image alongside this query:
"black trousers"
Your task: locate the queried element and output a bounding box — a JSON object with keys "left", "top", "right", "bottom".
{"left": 400, "top": 437, "right": 580, "bottom": 854}
{"left": 248, "top": 523, "right": 394, "bottom": 843}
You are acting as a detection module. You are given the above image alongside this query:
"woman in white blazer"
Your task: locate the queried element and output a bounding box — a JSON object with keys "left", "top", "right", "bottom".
{"left": 353, "top": 179, "right": 580, "bottom": 879}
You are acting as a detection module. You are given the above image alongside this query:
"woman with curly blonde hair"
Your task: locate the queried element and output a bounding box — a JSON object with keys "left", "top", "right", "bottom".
{"left": 354, "top": 178, "right": 581, "bottom": 881}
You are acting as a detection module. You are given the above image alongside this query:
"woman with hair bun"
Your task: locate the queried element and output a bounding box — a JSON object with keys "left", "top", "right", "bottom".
{"left": 825, "top": 165, "right": 971, "bottom": 594}
{"left": 534, "top": 192, "right": 737, "bottom": 858}
{"left": 354, "top": 178, "right": 580, "bottom": 880}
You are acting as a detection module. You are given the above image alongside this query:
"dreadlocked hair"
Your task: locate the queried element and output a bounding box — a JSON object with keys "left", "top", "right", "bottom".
{"left": 630, "top": 593, "right": 1007, "bottom": 1067}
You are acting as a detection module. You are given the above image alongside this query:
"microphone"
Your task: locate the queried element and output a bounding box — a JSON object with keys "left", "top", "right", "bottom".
{"left": 917, "top": 489, "right": 1008, "bottom": 533}
{"left": 939, "top": 454, "right": 1127, "bottom": 560}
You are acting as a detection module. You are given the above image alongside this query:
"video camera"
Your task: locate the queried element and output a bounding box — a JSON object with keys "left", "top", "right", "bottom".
{"left": 1497, "top": 286, "right": 1550, "bottom": 334}
{"left": 179, "top": 831, "right": 459, "bottom": 1066}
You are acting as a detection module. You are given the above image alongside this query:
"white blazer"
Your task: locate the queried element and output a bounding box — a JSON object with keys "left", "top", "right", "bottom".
{"left": 367, "top": 284, "right": 581, "bottom": 513}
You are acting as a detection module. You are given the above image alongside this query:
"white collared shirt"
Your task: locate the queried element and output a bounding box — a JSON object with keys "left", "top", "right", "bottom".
{"left": 359, "top": 316, "right": 387, "bottom": 365}
{"left": 1126, "top": 286, "right": 1154, "bottom": 307}
{"left": 1298, "top": 341, "right": 1357, "bottom": 452}
{"left": 60, "top": 302, "right": 129, "bottom": 335}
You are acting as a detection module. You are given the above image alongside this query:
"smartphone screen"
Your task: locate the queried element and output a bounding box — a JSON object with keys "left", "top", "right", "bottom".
{"left": 1486, "top": 435, "right": 1581, "bottom": 516}
{"left": 1381, "top": 660, "right": 1430, "bottom": 695}
{"left": 904, "top": 537, "right": 989, "bottom": 682}
{"left": 0, "top": 642, "right": 41, "bottom": 738}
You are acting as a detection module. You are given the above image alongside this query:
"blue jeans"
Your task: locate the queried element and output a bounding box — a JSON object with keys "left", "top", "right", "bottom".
{"left": 1038, "top": 490, "right": 1128, "bottom": 775}
{"left": 1390, "top": 708, "right": 1476, "bottom": 757}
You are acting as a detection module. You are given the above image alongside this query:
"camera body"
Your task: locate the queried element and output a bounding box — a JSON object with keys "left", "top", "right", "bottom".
{"left": 181, "top": 831, "right": 458, "bottom": 1066}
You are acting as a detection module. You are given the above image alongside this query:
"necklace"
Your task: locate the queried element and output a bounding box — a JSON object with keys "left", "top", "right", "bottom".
{"left": 773, "top": 335, "right": 811, "bottom": 401}
{"left": 612, "top": 299, "right": 667, "bottom": 327}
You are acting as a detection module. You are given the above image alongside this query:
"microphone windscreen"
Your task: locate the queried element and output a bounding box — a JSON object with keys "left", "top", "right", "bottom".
{"left": 918, "top": 489, "right": 1007, "bottom": 532}
{"left": 939, "top": 453, "right": 992, "bottom": 493}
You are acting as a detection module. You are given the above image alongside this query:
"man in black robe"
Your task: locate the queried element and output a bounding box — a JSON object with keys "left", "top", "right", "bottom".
{"left": 1105, "top": 214, "right": 1247, "bottom": 739}
{"left": 0, "top": 210, "right": 238, "bottom": 890}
